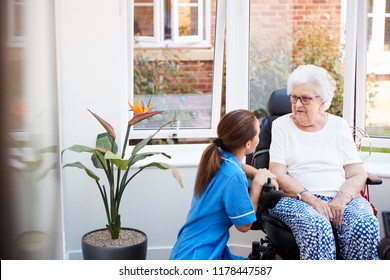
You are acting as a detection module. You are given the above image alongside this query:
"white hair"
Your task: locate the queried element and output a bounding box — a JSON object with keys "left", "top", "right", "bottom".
{"left": 287, "top": 65, "right": 336, "bottom": 111}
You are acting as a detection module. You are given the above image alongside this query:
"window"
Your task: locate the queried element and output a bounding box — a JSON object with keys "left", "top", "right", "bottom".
{"left": 130, "top": 0, "right": 221, "bottom": 140}
{"left": 134, "top": 0, "right": 211, "bottom": 48}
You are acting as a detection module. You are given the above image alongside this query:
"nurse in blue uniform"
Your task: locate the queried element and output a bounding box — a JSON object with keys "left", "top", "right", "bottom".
{"left": 170, "top": 109, "right": 277, "bottom": 260}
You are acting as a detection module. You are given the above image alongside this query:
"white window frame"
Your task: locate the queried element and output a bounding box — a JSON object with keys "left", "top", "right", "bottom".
{"left": 128, "top": 0, "right": 224, "bottom": 139}
{"left": 225, "top": 0, "right": 249, "bottom": 111}
{"left": 134, "top": 0, "right": 211, "bottom": 48}
{"left": 7, "top": 0, "right": 26, "bottom": 47}
{"left": 348, "top": 0, "right": 390, "bottom": 149}
{"left": 134, "top": 0, "right": 160, "bottom": 43}
{"left": 171, "top": 0, "right": 203, "bottom": 43}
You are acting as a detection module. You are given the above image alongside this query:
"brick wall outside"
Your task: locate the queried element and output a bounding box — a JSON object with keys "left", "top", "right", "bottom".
{"left": 251, "top": 0, "right": 341, "bottom": 46}
{"left": 180, "top": 60, "right": 214, "bottom": 94}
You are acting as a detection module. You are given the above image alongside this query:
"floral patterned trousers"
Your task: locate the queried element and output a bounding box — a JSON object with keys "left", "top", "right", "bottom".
{"left": 269, "top": 195, "right": 380, "bottom": 260}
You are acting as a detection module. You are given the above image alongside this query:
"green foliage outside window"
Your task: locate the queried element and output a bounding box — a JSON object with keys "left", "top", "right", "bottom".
{"left": 250, "top": 24, "right": 345, "bottom": 118}
{"left": 133, "top": 49, "right": 200, "bottom": 96}
{"left": 292, "top": 25, "right": 344, "bottom": 117}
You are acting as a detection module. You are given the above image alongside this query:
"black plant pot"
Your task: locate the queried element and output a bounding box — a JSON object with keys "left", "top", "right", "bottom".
{"left": 81, "top": 228, "right": 148, "bottom": 260}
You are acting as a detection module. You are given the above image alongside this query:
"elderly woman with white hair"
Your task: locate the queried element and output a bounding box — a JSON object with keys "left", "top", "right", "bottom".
{"left": 269, "top": 64, "right": 380, "bottom": 259}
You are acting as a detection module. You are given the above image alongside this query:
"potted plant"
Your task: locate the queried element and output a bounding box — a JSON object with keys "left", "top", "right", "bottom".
{"left": 61, "top": 98, "right": 183, "bottom": 260}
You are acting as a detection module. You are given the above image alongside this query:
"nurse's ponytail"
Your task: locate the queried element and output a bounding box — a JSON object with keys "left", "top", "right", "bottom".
{"left": 194, "top": 109, "right": 258, "bottom": 197}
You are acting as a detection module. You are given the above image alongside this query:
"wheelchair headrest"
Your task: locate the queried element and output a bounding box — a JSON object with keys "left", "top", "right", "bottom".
{"left": 267, "top": 88, "right": 292, "bottom": 116}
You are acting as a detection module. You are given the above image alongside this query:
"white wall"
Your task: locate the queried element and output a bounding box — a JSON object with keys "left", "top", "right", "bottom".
{"left": 57, "top": 0, "right": 130, "bottom": 258}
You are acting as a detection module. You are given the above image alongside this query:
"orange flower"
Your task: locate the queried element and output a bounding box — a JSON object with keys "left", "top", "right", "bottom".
{"left": 128, "top": 98, "right": 153, "bottom": 114}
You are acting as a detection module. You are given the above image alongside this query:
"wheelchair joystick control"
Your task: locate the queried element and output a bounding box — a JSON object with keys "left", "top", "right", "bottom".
{"left": 259, "top": 178, "right": 284, "bottom": 209}
{"left": 263, "top": 178, "right": 273, "bottom": 190}
{"left": 248, "top": 241, "right": 261, "bottom": 260}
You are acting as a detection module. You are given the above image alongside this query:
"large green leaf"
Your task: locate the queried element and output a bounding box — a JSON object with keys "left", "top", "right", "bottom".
{"left": 128, "top": 151, "right": 171, "bottom": 167}
{"left": 91, "top": 133, "right": 118, "bottom": 169}
{"left": 96, "top": 133, "right": 118, "bottom": 154}
{"left": 139, "top": 162, "right": 183, "bottom": 188}
{"left": 139, "top": 161, "right": 170, "bottom": 170}
{"left": 104, "top": 151, "right": 128, "bottom": 170}
{"left": 63, "top": 161, "right": 100, "bottom": 181}
{"left": 91, "top": 151, "right": 106, "bottom": 169}
{"left": 62, "top": 144, "right": 95, "bottom": 155}
{"left": 131, "top": 120, "right": 174, "bottom": 156}
{"left": 62, "top": 144, "right": 106, "bottom": 169}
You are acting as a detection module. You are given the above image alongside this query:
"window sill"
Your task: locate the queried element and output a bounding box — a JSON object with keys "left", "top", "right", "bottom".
{"left": 130, "top": 143, "right": 208, "bottom": 167}
{"left": 363, "top": 152, "right": 390, "bottom": 178}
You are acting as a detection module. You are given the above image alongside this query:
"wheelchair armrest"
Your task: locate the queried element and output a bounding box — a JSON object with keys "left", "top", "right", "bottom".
{"left": 366, "top": 172, "right": 382, "bottom": 185}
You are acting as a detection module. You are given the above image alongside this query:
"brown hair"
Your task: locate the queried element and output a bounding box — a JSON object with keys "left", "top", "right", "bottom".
{"left": 194, "top": 109, "right": 258, "bottom": 197}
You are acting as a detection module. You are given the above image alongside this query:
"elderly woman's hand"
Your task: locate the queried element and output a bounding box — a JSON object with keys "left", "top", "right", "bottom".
{"left": 328, "top": 194, "right": 351, "bottom": 228}
{"left": 327, "top": 163, "right": 365, "bottom": 228}
{"left": 303, "top": 194, "right": 334, "bottom": 221}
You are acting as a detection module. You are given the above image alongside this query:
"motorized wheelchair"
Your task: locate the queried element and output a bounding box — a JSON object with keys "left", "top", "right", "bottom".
{"left": 246, "top": 89, "right": 383, "bottom": 260}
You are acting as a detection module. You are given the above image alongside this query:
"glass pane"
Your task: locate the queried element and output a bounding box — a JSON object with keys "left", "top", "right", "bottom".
{"left": 249, "top": 1, "right": 345, "bottom": 118}
{"left": 365, "top": 74, "right": 390, "bottom": 137}
{"left": 134, "top": 7, "right": 154, "bottom": 36}
{"left": 133, "top": 50, "right": 212, "bottom": 130}
{"left": 132, "top": 94, "right": 212, "bottom": 130}
{"left": 178, "top": 7, "right": 199, "bottom": 36}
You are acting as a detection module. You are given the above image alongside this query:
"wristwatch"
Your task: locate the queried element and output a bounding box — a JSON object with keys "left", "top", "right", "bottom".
{"left": 296, "top": 188, "right": 309, "bottom": 200}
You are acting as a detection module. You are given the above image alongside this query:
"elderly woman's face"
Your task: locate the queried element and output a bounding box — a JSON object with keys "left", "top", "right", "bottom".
{"left": 290, "top": 83, "right": 324, "bottom": 127}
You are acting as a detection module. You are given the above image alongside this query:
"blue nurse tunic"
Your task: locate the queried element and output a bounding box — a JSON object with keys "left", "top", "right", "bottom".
{"left": 169, "top": 149, "right": 256, "bottom": 260}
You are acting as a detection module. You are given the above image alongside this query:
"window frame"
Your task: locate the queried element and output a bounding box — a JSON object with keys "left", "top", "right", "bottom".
{"left": 171, "top": 0, "right": 203, "bottom": 43}
{"left": 134, "top": 0, "right": 212, "bottom": 48}
{"left": 128, "top": 0, "right": 223, "bottom": 139}
{"left": 133, "top": 0, "right": 159, "bottom": 43}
